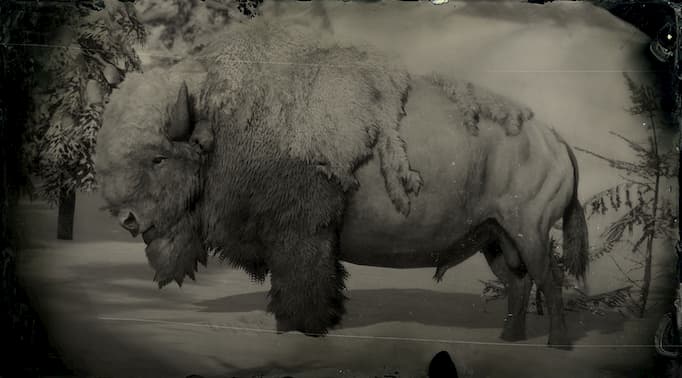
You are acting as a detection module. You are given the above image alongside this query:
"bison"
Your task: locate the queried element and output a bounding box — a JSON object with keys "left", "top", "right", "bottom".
{"left": 95, "top": 21, "right": 588, "bottom": 348}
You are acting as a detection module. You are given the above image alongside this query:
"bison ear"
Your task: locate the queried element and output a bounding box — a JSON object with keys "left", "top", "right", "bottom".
{"left": 167, "top": 81, "right": 192, "bottom": 141}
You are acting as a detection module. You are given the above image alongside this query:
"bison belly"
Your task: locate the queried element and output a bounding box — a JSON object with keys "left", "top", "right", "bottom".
{"left": 339, "top": 77, "right": 489, "bottom": 268}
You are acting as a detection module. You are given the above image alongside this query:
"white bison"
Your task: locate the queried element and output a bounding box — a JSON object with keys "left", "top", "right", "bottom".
{"left": 95, "top": 20, "right": 588, "bottom": 348}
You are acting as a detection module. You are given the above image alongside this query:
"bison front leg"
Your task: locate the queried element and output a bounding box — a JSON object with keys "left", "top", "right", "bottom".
{"left": 266, "top": 228, "right": 348, "bottom": 336}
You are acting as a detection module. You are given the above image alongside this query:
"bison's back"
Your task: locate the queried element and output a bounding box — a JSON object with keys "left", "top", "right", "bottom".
{"left": 201, "top": 20, "right": 410, "bottom": 173}
{"left": 339, "top": 75, "right": 574, "bottom": 267}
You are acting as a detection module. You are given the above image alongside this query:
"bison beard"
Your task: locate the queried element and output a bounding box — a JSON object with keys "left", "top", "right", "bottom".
{"left": 145, "top": 212, "right": 207, "bottom": 288}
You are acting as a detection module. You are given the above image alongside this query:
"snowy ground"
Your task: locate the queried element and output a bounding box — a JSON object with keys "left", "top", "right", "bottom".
{"left": 15, "top": 195, "right": 667, "bottom": 378}
{"left": 15, "top": 2, "right": 678, "bottom": 377}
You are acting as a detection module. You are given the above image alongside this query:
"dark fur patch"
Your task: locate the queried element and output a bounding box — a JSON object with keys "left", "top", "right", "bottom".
{"left": 193, "top": 114, "right": 350, "bottom": 333}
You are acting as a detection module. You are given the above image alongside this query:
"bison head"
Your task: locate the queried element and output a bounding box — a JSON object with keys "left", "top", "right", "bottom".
{"left": 95, "top": 69, "right": 211, "bottom": 287}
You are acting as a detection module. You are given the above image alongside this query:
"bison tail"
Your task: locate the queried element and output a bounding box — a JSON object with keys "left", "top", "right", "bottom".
{"left": 562, "top": 144, "right": 589, "bottom": 282}
{"left": 563, "top": 196, "right": 589, "bottom": 280}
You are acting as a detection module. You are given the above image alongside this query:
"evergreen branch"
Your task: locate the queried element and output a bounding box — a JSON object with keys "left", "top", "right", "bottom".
{"left": 622, "top": 72, "right": 661, "bottom": 114}
{"left": 623, "top": 255, "right": 644, "bottom": 266}
{"left": 590, "top": 205, "right": 650, "bottom": 260}
{"left": 655, "top": 225, "right": 677, "bottom": 240}
{"left": 583, "top": 183, "right": 631, "bottom": 214}
{"left": 574, "top": 146, "right": 648, "bottom": 177}
{"left": 658, "top": 149, "right": 680, "bottom": 178}
{"left": 609, "top": 131, "right": 651, "bottom": 156}
{"left": 24, "top": 1, "right": 147, "bottom": 200}
{"left": 608, "top": 254, "right": 642, "bottom": 290}
{"left": 618, "top": 175, "right": 653, "bottom": 189}
{"left": 584, "top": 190, "right": 613, "bottom": 212}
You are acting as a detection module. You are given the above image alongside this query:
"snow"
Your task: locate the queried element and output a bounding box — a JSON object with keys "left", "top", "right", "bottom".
{"left": 15, "top": 197, "right": 666, "bottom": 377}
{"left": 15, "top": 2, "right": 677, "bottom": 377}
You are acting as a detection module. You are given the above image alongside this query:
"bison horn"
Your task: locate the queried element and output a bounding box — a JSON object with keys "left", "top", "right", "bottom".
{"left": 167, "top": 81, "right": 192, "bottom": 141}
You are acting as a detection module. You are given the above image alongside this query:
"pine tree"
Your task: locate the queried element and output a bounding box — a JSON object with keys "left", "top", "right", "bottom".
{"left": 575, "top": 73, "right": 679, "bottom": 317}
{"left": 1, "top": 2, "right": 94, "bottom": 374}
{"left": 24, "top": 1, "right": 146, "bottom": 240}
{"left": 136, "top": 0, "right": 261, "bottom": 67}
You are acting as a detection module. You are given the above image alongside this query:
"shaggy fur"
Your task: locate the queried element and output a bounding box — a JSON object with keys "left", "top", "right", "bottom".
{"left": 98, "top": 134, "right": 207, "bottom": 287}
{"left": 196, "top": 111, "right": 350, "bottom": 331}
{"left": 429, "top": 74, "right": 534, "bottom": 137}
{"left": 96, "top": 60, "right": 207, "bottom": 168}
{"left": 97, "top": 61, "right": 209, "bottom": 287}
{"left": 96, "top": 20, "right": 550, "bottom": 336}
{"left": 145, "top": 213, "right": 207, "bottom": 287}
{"left": 198, "top": 20, "right": 423, "bottom": 216}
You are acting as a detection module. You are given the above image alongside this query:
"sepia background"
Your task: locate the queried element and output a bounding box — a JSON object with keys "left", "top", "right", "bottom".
{"left": 11, "top": 1, "right": 680, "bottom": 377}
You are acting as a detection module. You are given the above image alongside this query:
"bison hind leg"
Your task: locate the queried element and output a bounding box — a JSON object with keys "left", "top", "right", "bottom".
{"left": 506, "top": 225, "right": 571, "bottom": 349}
{"left": 436, "top": 219, "right": 532, "bottom": 341}
{"left": 483, "top": 240, "right": 532, "bottom": 343}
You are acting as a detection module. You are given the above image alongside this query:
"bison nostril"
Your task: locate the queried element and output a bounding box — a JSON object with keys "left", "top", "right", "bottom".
{"left": 119, "top": 211, "right": 140, "bottom": 236}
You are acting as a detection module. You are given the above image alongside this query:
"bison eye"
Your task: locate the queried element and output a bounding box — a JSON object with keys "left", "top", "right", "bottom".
{"left": 152, "top": 156, "right": 167, "bottom": 165}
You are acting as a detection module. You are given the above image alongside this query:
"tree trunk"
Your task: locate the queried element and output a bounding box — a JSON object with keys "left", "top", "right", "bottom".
{"left": 640, "top": 110, "right": 661, "bottom": 318}
{"left": 57, "top": 190, "right": 75, "bottom": 240}
{"left": 639, "top": 233, "right": 654, "bottom": 318}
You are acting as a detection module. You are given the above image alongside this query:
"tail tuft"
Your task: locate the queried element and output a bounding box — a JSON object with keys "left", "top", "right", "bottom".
{"left": 562, "top": 142, "right": 589, "bottom": 281}
{"left": 563, "top": 197, "right": 589, "bottom": 280}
